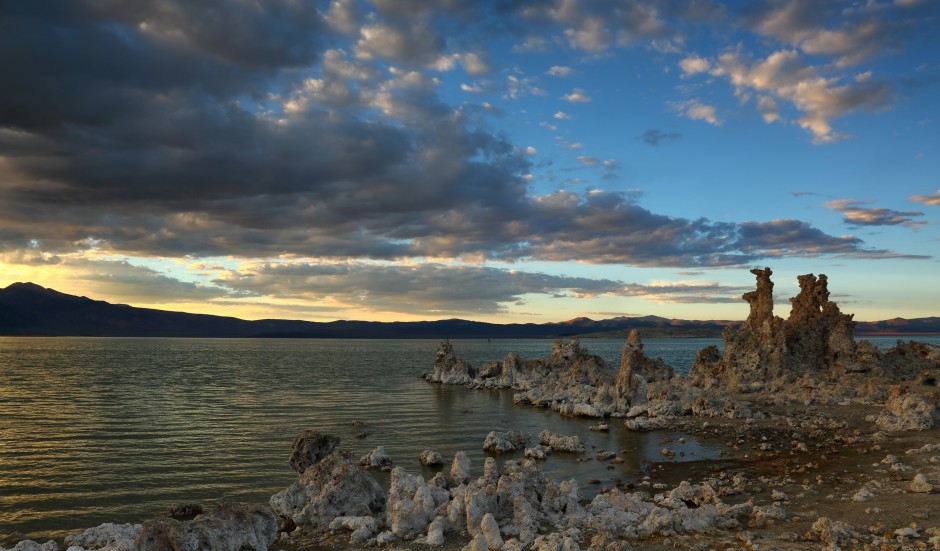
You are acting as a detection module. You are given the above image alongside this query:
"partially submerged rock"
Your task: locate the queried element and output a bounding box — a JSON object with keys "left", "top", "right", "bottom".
{"left": 359, "top": 445, "right": 393, "bottom": 470}
{"left": 483, "top": 430, "right": 528, "bottom": 453}
{"left": 419, "top": 449, "right": 445, "bottom": 466}
{"left": 289, "top": 431, "right": 340, "bottom": 474}
{"left": 538, "top": 430, "right": 585, "bottom": 453}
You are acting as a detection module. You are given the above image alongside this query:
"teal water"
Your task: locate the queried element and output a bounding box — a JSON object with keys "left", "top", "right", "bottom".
{"left": 0, "top": 335, "right": 934, "bottom": 543}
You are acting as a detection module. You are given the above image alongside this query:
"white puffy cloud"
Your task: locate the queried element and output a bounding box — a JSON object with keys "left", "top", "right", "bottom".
{"left": 711, "top": 49, "right": 893, "bottom": 142}
{"left": 546, "top": 65, "right": 574, "bottom": 77}
{"left": 679, "top": 55, "right": 710, "bottom": 76}
{"left": 671, "top": 99, "right": 721, "bottom": 125}
{"left": 562, "top": 88, "right": 592, "bottom": 102}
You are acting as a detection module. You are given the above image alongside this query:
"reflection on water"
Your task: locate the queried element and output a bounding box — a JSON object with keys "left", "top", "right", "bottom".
{"left": 1, "top": 335, "right": 933, "bottom": 543}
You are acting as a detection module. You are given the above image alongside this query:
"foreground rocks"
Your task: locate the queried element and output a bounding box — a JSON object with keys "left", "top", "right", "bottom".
{"left": 2, "top": 503, "right": 278, "bottom": 551}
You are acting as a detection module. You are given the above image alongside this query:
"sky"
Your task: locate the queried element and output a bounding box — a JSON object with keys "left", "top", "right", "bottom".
{"left": 0, "top": 0, "right": 938, "bottom": 324}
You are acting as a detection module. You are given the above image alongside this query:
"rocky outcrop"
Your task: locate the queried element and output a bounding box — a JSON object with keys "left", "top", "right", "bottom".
{"left": 430, "top": 335, "right": 667, "bottom": 418}
{"left": 0, "top": 542, "right": 57, "bottom": 551}
{"left": 359, "top": 446, "right": 393, "bottom": 470}
{"left": 61, "top": 504, "right": 277, "bottom": 551}
{"left": 270, "top": 433, "right": 385, "bottom": 530}
{"left": 483, "top": 431, "right": 528, "bottom": 453}
{"left": 420, "top": 449, "right": 444, "bottom": 466}
{"left": 537, "top": 431, "right": 585, "bottom": 453}
{"left": 690, "top": 268, "right": 940, "bottom": 396}
{"left": 620, "top": 329, "right": 674, "bottom": 384}
{"left": 426, "top": 339, "right": 476, "bottom": 384}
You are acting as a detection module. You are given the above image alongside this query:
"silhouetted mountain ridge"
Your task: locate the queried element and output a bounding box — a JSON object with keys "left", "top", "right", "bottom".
{"left": 0, "top": 282, "right": 936, "bottom": 338}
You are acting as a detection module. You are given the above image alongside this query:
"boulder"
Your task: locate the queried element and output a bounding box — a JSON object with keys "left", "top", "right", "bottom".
{"left": 538, "top": 430, "right": 585, "bottom": 453}
{"left": 428, "top": 340, "right": 476, "bottom": 384}
{"left": 270, "top": 449, "right": 385, "bottom": 530}
{"left": 0, "top": 542, "right": 58, "bottom": 551}
{"left": 64, "top": 523, "right": 141, "bottom": 551}
{"left": 483, "top": 431, "right": 528, "bottom": 453}
{"left": 359, "top": 446, "right": 393, "bottom": 470}
{"left": 288, "top": 431, "right": 340, "bottom": 474}
{"left": 420, "top": 449, "right": 445, "bottom": 466}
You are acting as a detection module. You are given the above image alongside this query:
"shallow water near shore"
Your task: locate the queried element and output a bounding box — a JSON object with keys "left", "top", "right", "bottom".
{"left": 0, "top": 335, "right": 935, "bottom": 543}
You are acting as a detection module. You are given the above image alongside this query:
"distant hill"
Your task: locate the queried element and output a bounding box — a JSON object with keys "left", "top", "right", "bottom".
{"left": 0, "top": 282, "right": 936, "bottom": 339}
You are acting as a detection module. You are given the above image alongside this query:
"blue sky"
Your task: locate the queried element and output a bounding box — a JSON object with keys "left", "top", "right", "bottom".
{"left": 0, "top": 0, "right": 938, "bottom": 323}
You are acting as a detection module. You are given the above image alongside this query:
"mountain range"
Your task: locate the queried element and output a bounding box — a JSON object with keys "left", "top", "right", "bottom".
{"left": 0, "top": 282, "right": 937, "bottom": 339}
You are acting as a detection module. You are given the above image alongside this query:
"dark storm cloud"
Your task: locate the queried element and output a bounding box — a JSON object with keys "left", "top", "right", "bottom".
{"left": 0, "top": 1, "right": 916, "bottom": 268}
{"left": 216, "top": 262, "right": 749, "bottom": 315}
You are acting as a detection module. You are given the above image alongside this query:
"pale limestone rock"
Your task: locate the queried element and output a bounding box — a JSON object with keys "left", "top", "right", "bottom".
{"left": 483, "top": 430, "right": 528, "bottom": 453}
{"left": 877, "top": 386, "right": 938, "bottom": 431}
{"left": 480, "top": 512, "right": 504, "bottom": 550}
{"left": 269, "top": 449, "right": 385, "bottom": 529}
{"left": 420, "top": 450, "right": 445, "bottom": 466}
{"left": 450, "top": 451, "right": 472, "bottom": 485}
{"left": 428, "top": 340, "right": 476, "bottom": 384}
{"left": 538, "top": 430, "right": 585, "bottom": 453}
{"left": 805, "top": 517, "right": 856, "bottom": 548}
{"left": 911, "top": 473, "right": 934, "bottom": 493}
{"left": 425, "top": 516, "right": 446, "bottom": 546}
{"left": 386, "top": 467, "right": 449, "bottom": 539}
{"left": 328, "top": 516, "right": 379, "bottom": 545}
{"left": 524, "top": 445, "right": 551, "bottom": 460}
{"left": 64, "top": 523, "right": 141, "bottom": 551}
{"left": 0, "top": 542, "right": 58, "bottom": 551}
{"left": 463, "top": 533, "right": 489, "bottom": 551}
{"left": 359, "top": 445, "right": 393, "bottom": 470}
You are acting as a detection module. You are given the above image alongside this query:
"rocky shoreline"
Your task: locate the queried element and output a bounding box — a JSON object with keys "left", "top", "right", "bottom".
{"left": 4, "top": 268, "right": 940, "bottom": 551}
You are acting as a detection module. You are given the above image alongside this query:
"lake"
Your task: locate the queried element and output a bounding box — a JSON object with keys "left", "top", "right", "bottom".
{"left": 0, "top": 335, "right": 934, "bottom": 543}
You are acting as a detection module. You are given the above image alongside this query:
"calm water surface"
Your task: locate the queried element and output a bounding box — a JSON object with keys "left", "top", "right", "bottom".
{"left": 0, "top": 335, "right": 934, "bottom": 542}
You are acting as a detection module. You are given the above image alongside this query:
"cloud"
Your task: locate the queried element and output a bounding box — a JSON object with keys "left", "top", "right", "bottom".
{"left": 710, "top": 49, "right": 893, "bottom": 142}
{"left": 826, "top": 199, "right": 926, "bottom": 228}
{"left": 672, "top": 99, "right": 721, "bottom": 125}
{"left": 641, "top": 129, "right": 681, "bottom": 146}
{"left": 562, "top": 88, "right": 592, "bottom": 102}
{"left": 576, "top": 155, "right": 600, "bottom": 166}
{"left": 756, "top": 95, "right": 781, "bottom": 123}
{"left": 554, "top": 111, "right": 572, "bottom": 120}
{"left": 909, "top": 190, "right": 940, "bottom": 206}
{"left": 525, "top": 146, "right": 538, "bottom": 156}
{"left": 744, "top": 0, "right": 911, "bottom": 67}
{"left": 517, "top": 0, "right": 667, "bottom": 52}
{"left": 507, "top": 75, "right": 547, "bottom": 99}
{"left": 679, "top": 55, "right": 711, "bottom": 76}
{"left": 354, "top": 22, "right": 445, "bottom": 66}
{"left": 546, "top": 65, "right": 573, "bottom": 77}
{"left": 216, "top": 261, "right": 751, "bottom": 315}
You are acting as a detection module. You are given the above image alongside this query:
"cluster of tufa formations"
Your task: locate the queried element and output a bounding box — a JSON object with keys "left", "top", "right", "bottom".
{"left": 5, "top": 268, "right": 940, "bottom": 551}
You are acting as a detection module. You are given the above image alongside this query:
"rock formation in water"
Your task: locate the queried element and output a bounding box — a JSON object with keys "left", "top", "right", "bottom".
{"left": 428, "top": 336, "right": 662, "bottom": 418}
{"left": 288, "top": 431, "right": 340, "bottom": 474}
{"left": 426, "top": 339, "right": 476, "bottom": 384}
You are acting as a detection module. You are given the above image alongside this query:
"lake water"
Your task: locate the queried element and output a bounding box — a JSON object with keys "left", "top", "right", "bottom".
{"left": 0, "top": 335, "right": 935, "bottom": 543}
